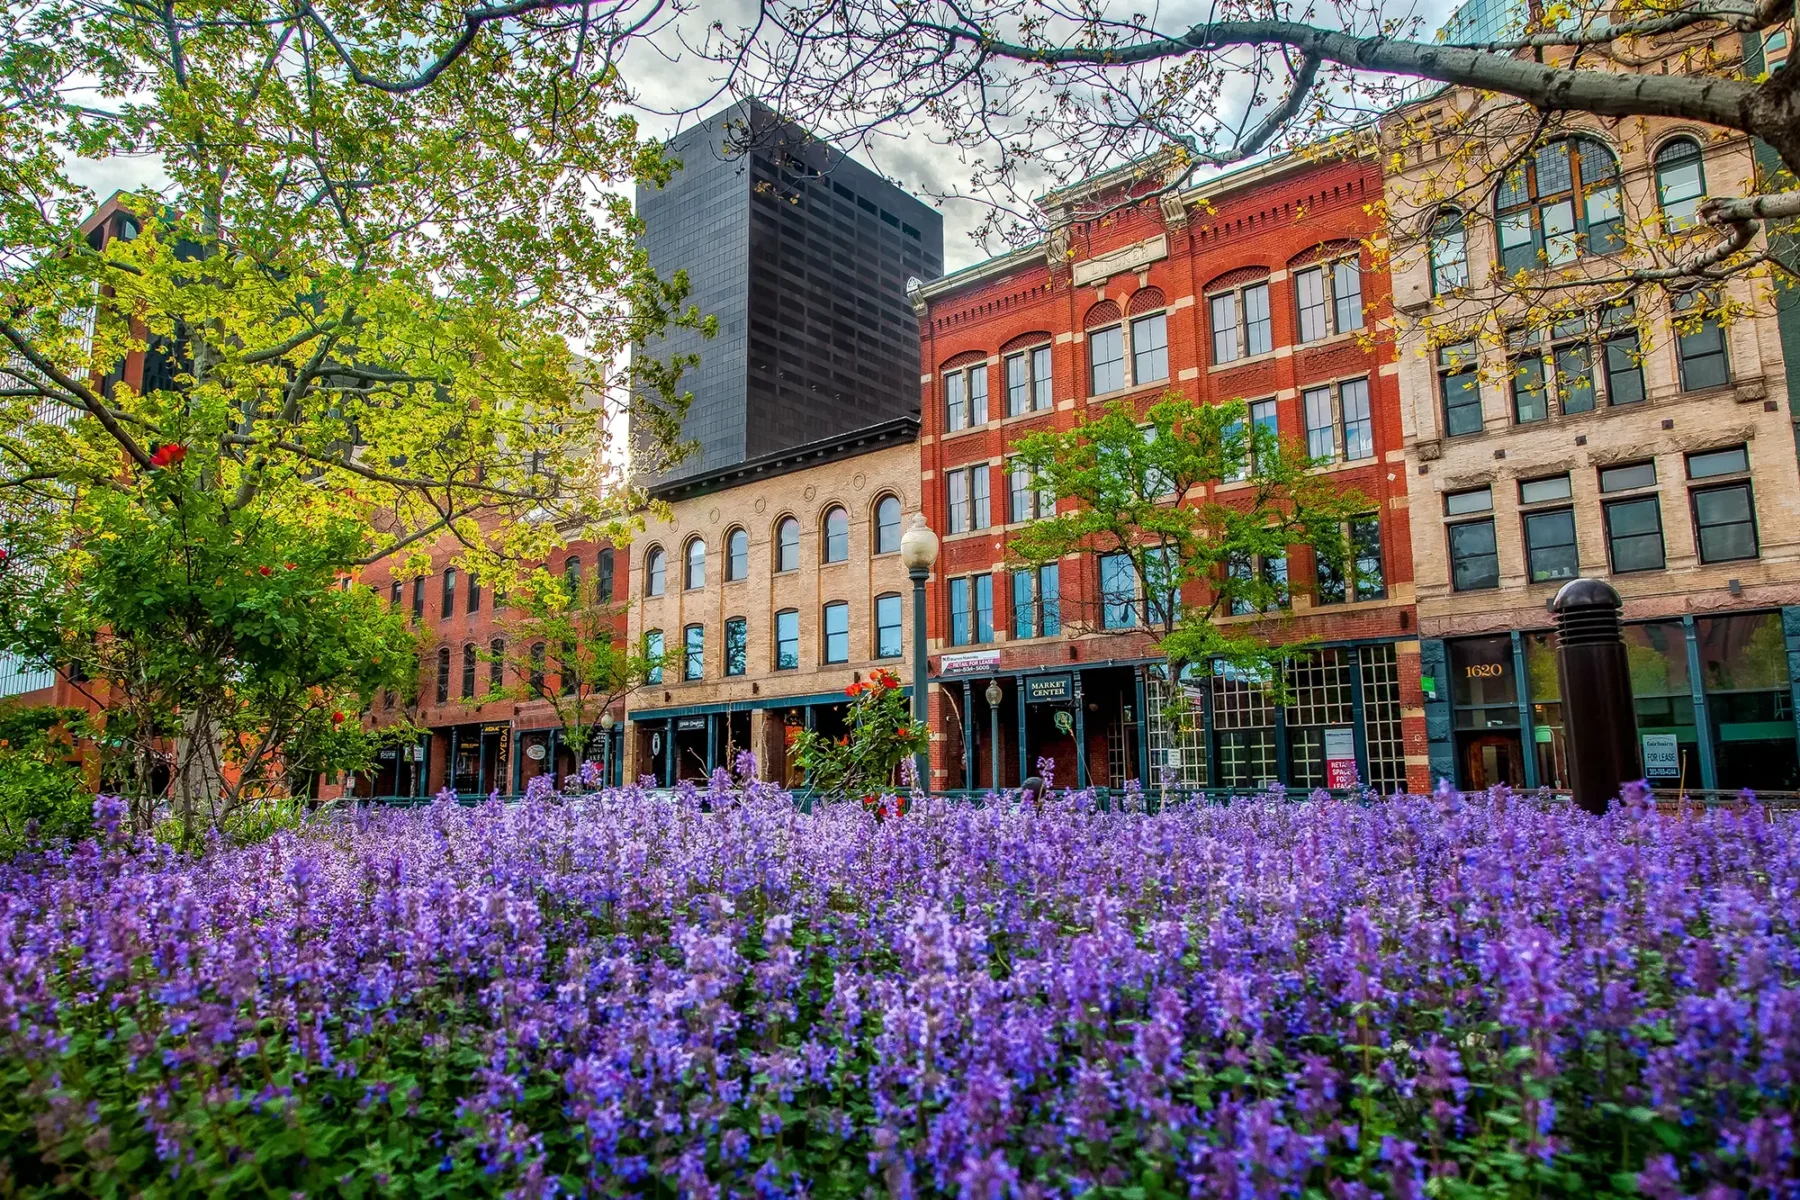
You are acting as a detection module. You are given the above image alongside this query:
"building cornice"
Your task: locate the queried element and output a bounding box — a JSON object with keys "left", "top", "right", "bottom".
{"left": 645, "top": 413, "right": 920, "bottom": 503}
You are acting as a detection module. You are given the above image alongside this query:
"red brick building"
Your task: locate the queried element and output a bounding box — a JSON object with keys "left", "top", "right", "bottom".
{"left": 353, "top": 537, "right": 630, "bottom": 800}
{"left": 911, "top": 148, "right": 1430, "bottom": 795}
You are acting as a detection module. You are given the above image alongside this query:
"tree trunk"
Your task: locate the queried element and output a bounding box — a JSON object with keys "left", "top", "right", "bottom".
{"left": 173, "top": 706, "right": 224, "bottom": 837}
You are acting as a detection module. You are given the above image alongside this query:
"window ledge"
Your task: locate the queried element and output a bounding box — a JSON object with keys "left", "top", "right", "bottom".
{"left": 1207, "top": 350, "right": 1281, "bottom": 374}
{"left": 1293, "top": 329, "right": 1364, "bottom": 354}
{"left": 1086, "top": 380, "right": 1171, "bottom": 404}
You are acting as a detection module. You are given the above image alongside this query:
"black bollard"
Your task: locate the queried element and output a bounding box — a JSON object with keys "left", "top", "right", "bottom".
{"left": 1551, "top": 578, "right": 1641, "bottom": 815}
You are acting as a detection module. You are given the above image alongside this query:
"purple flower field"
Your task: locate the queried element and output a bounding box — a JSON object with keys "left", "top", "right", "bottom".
{"left": 1, "top": 779, "right": 1797, "bottom": 1198}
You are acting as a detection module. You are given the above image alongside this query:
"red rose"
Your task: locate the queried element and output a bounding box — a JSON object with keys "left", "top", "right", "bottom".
{"left": 148, "top": 443, "right": 187, "bottom": 469}
{"left": 258, "top": 565, "right": 272, "bottom": 576}
{"left": 331, "top": 711, "right": 345, "bottom": 724}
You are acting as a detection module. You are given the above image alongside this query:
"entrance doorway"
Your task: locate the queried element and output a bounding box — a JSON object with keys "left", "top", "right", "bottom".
{"left": 1461, "top": 733, "right": 1522, "bottom": 790}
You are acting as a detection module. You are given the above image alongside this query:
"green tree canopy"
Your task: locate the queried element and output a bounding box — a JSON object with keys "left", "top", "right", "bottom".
{"left": 1007, "top": 393, "right": 1369, "bottom": 689}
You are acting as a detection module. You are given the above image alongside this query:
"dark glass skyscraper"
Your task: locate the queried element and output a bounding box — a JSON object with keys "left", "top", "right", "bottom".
{"left": 636, "top": 100, "right": 944, "bottom": 482}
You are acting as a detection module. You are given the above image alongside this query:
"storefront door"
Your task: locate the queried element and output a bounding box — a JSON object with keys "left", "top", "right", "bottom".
{"left": 1462, "top": 733, "right": 1522, "bottom": 790}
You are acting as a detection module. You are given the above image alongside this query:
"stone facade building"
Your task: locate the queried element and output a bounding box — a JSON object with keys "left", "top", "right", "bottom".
{"left": 911, "top": 148, "right": 1433, "bottom": 797}
{"left": 1383, "top": 26, "right": 1800, "bottom": 793}
{"left": 622, "top": 417, "right": 921, "bottom": 785}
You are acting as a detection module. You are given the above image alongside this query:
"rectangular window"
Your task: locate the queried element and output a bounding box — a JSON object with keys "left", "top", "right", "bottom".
{"left": 1604, "top": 332, "right": 1645, "bottom": 406}
{"left": 1100, "top": 552, "right": 1137, "bottom": 629}
{"left": 944, "top": 370, "right": 965, "bottom": 430}
{"left": 1317, "top": 517, "right": 1384, "bottom": 603}
{"left": 1498, "top": 207, "right": 1537, "bottom": 274}
{"left": 1005, "top": 352, "right": 1029, "bottom": 416}
{"left": 1351, "top": 517, "right": 1385, "bottom": 601}
{"left": 1210, "top": 293, "right": 1240, "bottom": 364}
{"left": 1600, "top": 460, "right": 1657, "bottom": 492}
{"left": 823, "top": 602, "right": 849, "bottom": 663}
{"left": 684, "top": 625, "right": 704, "bottom": 681}
{"left": 461, "top": 645, "right": 476, "bottom": 699}
{"left": 947, "top": 469, "right": 969, "bottom": 534}
{"left": 1340, "top": 378, "right": 1373, "bottom": 460}
{"left": 1249, "top": 398, "right": 1279, "bottom": 472}
{"left": 1440, "top": 343, "right": 1483, "bottom": 436}
{"left": 1446, "top": 486, "right": 1493, "bottom": 516}
{"left": 1032, "top": 346, "right": 1052, "bottom": 410}
{"left": 1012, "top": 569, "right": 1035, "bottom": 640}
{"left": 1449, "top": 520, "right": 1500, "bottom": 591}
{"left": 442, "top": 567, "right": 456, "bottom": 618}
{"left": 1228, "top": 552, "right": 1256, "bottom": 616}
{"left": 390, "top": 580, "right": 402, "bottom": 609}
{"left": 949, "top": 577, "right": 972, "bottom": 646}
{"left": 973, "top": 575, "right": 994, "bottom": 644}
{"left": 1688, "top": 445, "right": 1749, "bottom": 479}
{"left": 725, "top": 617, "right": 747, "bottom": 676}
{"left": 645, "top": 631, "right": 664, "bottom": 684}
{"left": 1511, "top": 353, "right": 1549, "bottom": 424}
{"left": 1303, "top": 385, "right": 1336, "bottom": 460}
{"left": 1223, "top": 416, "right": 1249, "bottom": 483}
{"left": 1143, "top": 545, "right": 1179, "bottom": 626}
{"left": 1089, "top": 325, "right": 1125, "bottom": 393}
{"left": 596, "top": 548, "right": 614, "bottom": 602}
{"left": 1243, "top": 283, "right": 1272, "bottom": 356}
{"left": 1332, "top": 260, "right": 1363, "bottom": 332}
{"left": 1675, "top": 295, "right": 1730, "bottom": 391}
{"left": 1524, "top": 508, "right": 1579, "bottom": 582}
{"left": 1555, "top": 343, "right": 1596, "bottom": 415}
{"left": 1520, "top": 474, "right": 1572, "bottom": 504}
{"left": 775, "top": 610, "right": 799, "bottom": 670}
{"left": 412, "top": 577, "right": 425, "bottom": 623}
{"left": 1007, "top": 463, "right": 1047, "bottom": 523}
{"left": 969, "top": 364, "right": 989, "bottom": 425}
{"left": 1605, "top": 496, "right": 1665, "bottom": 572}
{"left": 1692, "top": 484, "right": 1757, "bottom": 563}
{"left": 1295, "top": 267, "right": 1328, "bottom": 342}
{"left": 1040, "top": 564, "right": 1060, "bottom": 636}
{"left": 1131, "top": 311, "right": 1168, "bottom": 384}
{"left": 970, "top": 465, "right": 990, "bottom": 530}
{"left": 875, "top": 594, "right": 903, "bottom": 658}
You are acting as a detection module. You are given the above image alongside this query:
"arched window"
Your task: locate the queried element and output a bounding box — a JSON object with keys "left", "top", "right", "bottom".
{"left": 684, "top": 537, "right": 706, "bottom": 590}
{"left": 776, "top": 517, "right": 800, "bottom": 572}
{"left": 435, "top": 645, "right": 451, "bottom": 703}
{"left": 1655, "top": 137, "right": 1706, "bottom": 232}
{"left": 643, "top": 631, "right": 663, "bottom": 684}
{"left": 1428, "top": 207, "right": 1469, "bottom": 295}
{"left": 1085, "top": 300, "right": 1124, "bottom": 394}
{"left": 875, "top": 495, "right": 902, "bottom": 554}
{"left": 1496, "top": 136, "right": 1622, "bottom": 273}
{"left": 823, "top": 506, "right": 849, "bottom": 563}
{"left": 529, "top": 642, "right": 546, "bottom": 692}
{"left": 461, "top": 643, "right": 477, "bottom": 698}
{"left": 441, "top": 566, "right": 457, "bottom": 618}
{"left": 563, "top": 556, "right": 582, "bottom": 605}
{"left": 725, "top": 527, "right": 749, "bottom": 580}
{"left": 644, "top": 546, "right": 665, "bottom": 596}
{"left": 489, "top": 638, "right": 504, "bottom": 691}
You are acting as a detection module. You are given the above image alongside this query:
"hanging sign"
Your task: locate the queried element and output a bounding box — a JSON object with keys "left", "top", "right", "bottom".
{"left": 676, "top": 716, "right": 708, "bottom": 731}
{"left": 1324, "top": 727, "right": 1359, "bottom": 788}
{"left": 1025, "top": 673, "right": 1073, "bottom": 704}
{"left": 941, "top": 650, "right": 1001, "bottom": 676}
{"left": 525, "top": 743, "right": 547, "bottom": 761}
{"left": 1053, "top": 710, "right": 1074, "bottom": 735}
{"left": 1642, "top": 733, "right": 1680, "bottom": 779}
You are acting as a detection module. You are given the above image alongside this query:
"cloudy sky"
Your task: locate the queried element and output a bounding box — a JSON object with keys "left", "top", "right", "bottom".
{"left": 65, "top": 0, "right": 1467, "bottom": 273}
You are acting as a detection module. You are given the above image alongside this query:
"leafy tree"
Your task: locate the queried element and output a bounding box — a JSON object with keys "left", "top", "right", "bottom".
{"left": 0, "top": 466, "right": 418, "bottom": 835}
{"left": 1, "top": 0, "right": 710, "bottom": 824}
{"left": 1007, "top": 394, "right": 1369, "bottom": 691}
{"left": 0, "top": 704, "right": 91, "bottom": 854}
{"left": 791, "top": 668, "right": 927, "bottom": 801}
{"left": 478, "top": 573, "right": 661, "bottom": 767}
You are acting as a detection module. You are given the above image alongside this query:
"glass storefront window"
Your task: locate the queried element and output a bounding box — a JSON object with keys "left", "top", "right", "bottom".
{"left": 1524, "top": 631, "right": 1568, "bottom": 789}
{"left": 1623, "top": 620, "right": 1700, "bottom": 785}
{"left": 1697, "top": 613, "right": 1797, "bottom": 791}
{"left": 1449, "top": 636, "right": 1518, "bottom": 729}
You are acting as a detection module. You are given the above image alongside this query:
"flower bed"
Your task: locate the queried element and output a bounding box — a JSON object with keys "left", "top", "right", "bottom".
{"left": 1, "top": 783, "right": 1796, "bottom": 1196}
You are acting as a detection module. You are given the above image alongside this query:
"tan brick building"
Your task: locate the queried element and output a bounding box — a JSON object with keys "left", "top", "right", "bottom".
{"left": 622, "top": 417, "right": 921, "bottom": 785}
{"left": 1383, "top": 28, "right": 1800, "bottom": 794}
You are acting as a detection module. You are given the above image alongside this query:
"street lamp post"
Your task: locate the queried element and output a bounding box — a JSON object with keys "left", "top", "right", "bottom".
{"left": 599, "top": 710, "right": 616, "bottom": 790}
{"left": 984, "top": 678, "right": 1003, "bottom": 793}
{"left": 899, "top": 515, "right": 940, "bottom": 794}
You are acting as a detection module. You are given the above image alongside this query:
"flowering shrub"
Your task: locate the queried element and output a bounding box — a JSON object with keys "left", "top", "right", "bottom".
{"left": 791, "top": 667, "right": 926, "bottom": 799}
{"left": 0, "top": 783, "right": 1796, "bottom": 1196}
